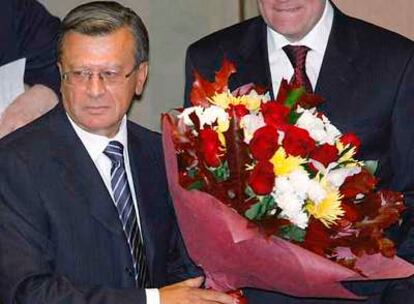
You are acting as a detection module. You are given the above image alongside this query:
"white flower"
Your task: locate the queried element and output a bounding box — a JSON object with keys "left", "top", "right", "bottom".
{"left": 289, "top": 211, "right": 309, "bottom": 229}
{"left": 199, "top": 106, "right": 229, "bottom": 129}
{"left": 240, "top": 113, "right": 265, "bottom": 144}
{"left": 272, "top": 176, "right": 309, "bottom": 229}
{"left": 177, "top": 106, "right": 201, "bottom": 126}
{"left": 295, "top": 107, "right": 341, "bottom": 145}
{"left": 177, "top": 105, "right": 229, "bottom": 130}
{"left": 288, "top": 170, "right": 311, "bottom": 200}
{"left": 326, "top": 167, "right": 361, "bottom": 188}
{"left": 307, "top": 179, "right": 327, "bottom": 204}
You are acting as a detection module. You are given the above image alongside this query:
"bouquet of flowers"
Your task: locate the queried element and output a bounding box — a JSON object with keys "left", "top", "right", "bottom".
{"left": 162, "top": 59, "right": 414, "bottom": 299}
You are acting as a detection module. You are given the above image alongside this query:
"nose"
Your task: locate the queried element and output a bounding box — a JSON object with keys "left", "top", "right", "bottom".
{"left": 86, "top": 73, "right": 106, "bottom": 97}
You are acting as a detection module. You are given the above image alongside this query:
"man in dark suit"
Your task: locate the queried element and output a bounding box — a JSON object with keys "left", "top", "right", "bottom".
{"left": 0, "top": 2, "right": 236, "bottom": 304}
{"left": 184, "top": 0, "right": 414, "bottom": 303}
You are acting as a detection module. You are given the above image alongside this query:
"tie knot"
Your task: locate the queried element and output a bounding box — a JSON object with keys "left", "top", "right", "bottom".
{"left": 283, "top": 45, "right": 310, "bottom": 70}
{"left": 103, "top": 140, "right": 124, "bottom": 164}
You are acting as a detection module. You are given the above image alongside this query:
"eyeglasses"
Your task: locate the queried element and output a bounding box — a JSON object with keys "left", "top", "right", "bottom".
{"left": 61, "top": 65, "right": 138, "bottom": 86}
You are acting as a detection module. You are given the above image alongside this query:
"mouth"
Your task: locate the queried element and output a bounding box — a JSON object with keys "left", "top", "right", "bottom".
{"left": 85, "top": 106, "right": 111, "bottom": 115}
{"left": 275, "top": 6, "right": 302, "bottom": 13}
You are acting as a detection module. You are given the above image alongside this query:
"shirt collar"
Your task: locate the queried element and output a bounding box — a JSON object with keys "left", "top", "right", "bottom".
{"left": 67, "top": 114, "right": 128, "bottom": 161}
{"left": 268, "top": 0, "right": 334, "bottom": 54}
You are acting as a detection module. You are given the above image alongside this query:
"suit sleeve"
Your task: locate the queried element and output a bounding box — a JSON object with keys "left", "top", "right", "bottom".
{"left": 184, "top": 46, "right": 196, "bottom": 108}
{"left": 0, "top": 149, "right": 146, "bottom": 304}
{"left": 389, "top": 48, "right": 414, "bottom": 264}
{"left": 14, "top": 0, "right": 61, "bottom": 94}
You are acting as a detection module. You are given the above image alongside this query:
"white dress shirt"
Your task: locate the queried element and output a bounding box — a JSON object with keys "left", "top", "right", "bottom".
{"left": 267, "top": 1, "right": 334, "bottom": 96}
{"left": 67, "top": 114, "right": 160, "bottom": 304}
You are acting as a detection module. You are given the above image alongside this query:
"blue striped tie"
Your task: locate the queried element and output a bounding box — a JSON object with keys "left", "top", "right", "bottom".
{"left": 103, "top": 141, "right": 149, "bottom": 287}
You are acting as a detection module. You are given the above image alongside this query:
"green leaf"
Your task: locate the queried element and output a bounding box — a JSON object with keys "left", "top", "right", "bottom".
{"left": 364, "top": 160, "right": 378, "bottom": 175}
{"left": 244, "top": 195, "right": 275, "bottom": 220}
{"left": 288, "top": 110, "right": 301, "bottom": 124}
{"left": 245, "top": 186, "right": 256, "bottom": 199}
{"left": 245, "top": 202, "right": 264, "bottom": 220}
{"left": 209, "top": 161, "right": 230, "bottom": 182}
{"left": 284, "top": 87, "right": 305, "bottom": 108}
{"left": 279, "top": 225, "right": 306, "bottom": 242}
{"left": 187, "top": 180, "right": 204, "bottom": 191}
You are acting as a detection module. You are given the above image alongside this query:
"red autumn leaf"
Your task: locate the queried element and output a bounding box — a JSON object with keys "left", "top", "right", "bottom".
{"left": 261, "top": 101, "right": 290, "bottom": 128}
{"left": 214, "top": 58, "right": 237, "bottom": 93}
{"left": 340, "top": 200, "right": 362, "bottom": 222}
{"left": 250, "top": 126, "right": 279, "bottom": 161}
{"left": 190, "top": 58, "right": 236, "bottom": 106}
{"left": 199, "top": 128, "right": 222, "bottom": 167}
{"left": 340, "top": 133, "right": 361, "bottom": 154}
{"left": 339, "top": 168, "right": 377, "bottom": 199}
{"left": 357, "top": 190, "right": 405, "bottom": 229}
{"left": 309, "top": 143, "right": 339, "bottom": 168}
{"left": 190, "top": 70, "right": 216, "bottom": 106}
{"left": 303, "top": 219, "right": 335, "bottom": 256}
{"left": 248, "top": 161, "right": 275, "bottom": 195}
{"left": 283, "top": 125, "right": 316, "bottom": 157}
{"left": 378, "top": 238, "right": 396, "bottom": 258}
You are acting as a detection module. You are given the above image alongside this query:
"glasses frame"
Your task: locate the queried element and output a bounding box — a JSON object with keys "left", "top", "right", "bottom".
{"left": 61, "top": 64, "right": 139, "bottom": 87}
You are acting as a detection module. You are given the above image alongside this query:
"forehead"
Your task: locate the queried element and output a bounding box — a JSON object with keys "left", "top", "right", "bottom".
{"left": 60, "top": 27, "right": 136, "bottom": 67}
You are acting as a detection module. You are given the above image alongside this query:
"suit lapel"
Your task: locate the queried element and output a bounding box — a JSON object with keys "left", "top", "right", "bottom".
{"left": 233, "top": 17, "right": 274, "bottom": 98}
{"left": 127, "top": 127, "right": 159, "bottom": 280}
{"left": 315, "top": 7, "right": 364, "bottom": 115}
{"left": 49, "top": 105, "right": 123, "bottom": 235}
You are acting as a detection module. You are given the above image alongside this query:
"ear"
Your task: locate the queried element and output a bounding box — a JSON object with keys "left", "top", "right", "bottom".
{"left": 134, "top": 61, "right": 149, "bottom": 96}
{"left": 57, "top": 62, "right": 63, "bottom": 77}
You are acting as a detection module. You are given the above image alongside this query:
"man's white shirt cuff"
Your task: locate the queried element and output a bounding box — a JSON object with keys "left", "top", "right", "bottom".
{"left": 145, "top": 288, "right": 160, "bottom": 304}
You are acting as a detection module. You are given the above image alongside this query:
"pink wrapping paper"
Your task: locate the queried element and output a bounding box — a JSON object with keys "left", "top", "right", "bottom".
{"left": 162, "top": 116, "right": 414, "bottom": 299}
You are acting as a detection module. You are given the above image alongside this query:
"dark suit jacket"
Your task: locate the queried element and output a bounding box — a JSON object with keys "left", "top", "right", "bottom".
{"left": 0, "top": 0, "right": 60, "bottom": 93}
{"left": 0, "top": 104, "right": 198, "bottom": 304}
{"left": 184, "top": 3, "right": 414, "bottom": 304}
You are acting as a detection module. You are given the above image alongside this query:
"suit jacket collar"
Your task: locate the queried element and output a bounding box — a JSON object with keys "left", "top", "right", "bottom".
{"left": 235, "top": 4, "right": 362, "bottom": 102}
{"left": 234, "top": 17, "right": 275, "bottom": 98}
{"left": 315, "top": 5, "right": 362, "bottom": 105}
{"left": 48, "top": 104, "right": 124, "bottom": 235}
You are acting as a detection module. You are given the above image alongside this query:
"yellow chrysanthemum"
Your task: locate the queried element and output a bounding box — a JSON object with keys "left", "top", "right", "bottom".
{"left": 209, "top": 92, "right": 237, "bottom": 109}
{"left": 335, "top": 141, "right": 361, "bottom": 167}
{"left": 209, "top": 91, "right": 264, "bottom": 112}
{"left": 306, "top": 187, "right": 344, "bottom": 228}
{"left": 270, "top": 147, "right": 306, "bottom": 176}
{"left": 238, "top": 95, "right": 261, "bottom": 112}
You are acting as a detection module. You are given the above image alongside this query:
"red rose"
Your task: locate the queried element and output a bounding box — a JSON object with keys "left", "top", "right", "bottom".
{"left": 310, "top": 144, "right": 339, "bottom": 168}
{"left": 340, "top": 133, "right": 361, "bottom": 154}
{"left": 228, "top": 104, "right": 249, "bottom": 119}
{"left": 199, "top": 128, "right": 221, "bottom": 167}
{"left": 250, "top": 126, "right": 279, "bottom": 161}
{"left": 283, "top": 126, "right": 316, "bottom": 157}
{"left": 261, "top": 101, "right": 290, "bottom": 128}
{"left": 248, "top": 161, "right": 275, "bottom": 195}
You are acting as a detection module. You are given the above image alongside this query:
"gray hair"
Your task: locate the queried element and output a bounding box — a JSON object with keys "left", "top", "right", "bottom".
{"left": 57, "top": 1, "right": 149, "bottom": 64}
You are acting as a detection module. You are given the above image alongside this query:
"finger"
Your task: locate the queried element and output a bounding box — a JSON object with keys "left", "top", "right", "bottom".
{"left": 197, "top": 289, "right": 236, "bottom": 304}
{"left": 178, "top": 276, "right": 204, "bottom": 288}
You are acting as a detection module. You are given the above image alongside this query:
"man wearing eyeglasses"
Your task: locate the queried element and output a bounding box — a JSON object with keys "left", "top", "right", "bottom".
{"left": 0, "top": 2, "right": 236, "bottom": 304}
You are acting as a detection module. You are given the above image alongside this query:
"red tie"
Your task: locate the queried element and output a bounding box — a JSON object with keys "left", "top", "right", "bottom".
{"left": 283, "top": 45, "right": 313, "bottom": 93}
